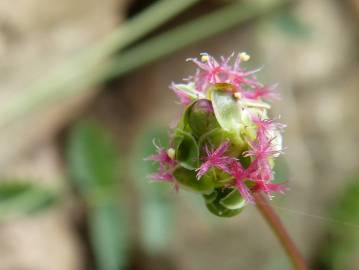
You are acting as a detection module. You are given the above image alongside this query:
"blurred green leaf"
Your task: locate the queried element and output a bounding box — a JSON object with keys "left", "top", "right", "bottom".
{"left": 204, "top": 188, "right": 243, "bottom": 218}
{"left": 90, "top": 201, "right": 127, "bottom": 270}
{"left": 274, "top": 8, "right": 311, "bottom": 38}
{"left": 67, "top": 120, "right": 128, "bottom": 270}
{"left": 131, "top": 126, "right": 175, "bottom": 253}
{"left": 317, "top": 175, "right": 359, "bottom": 270}
{"left": 67, "top": 120, "right": 120, "bottom": 196}
{"left": 0, "top": 181, "right": 58, "bottom": 219}
{"left": 131, "top": 126, "right": 170, "bottom": 195}
{"left": 141, "top": 197, "right": 172, "bottom": 254}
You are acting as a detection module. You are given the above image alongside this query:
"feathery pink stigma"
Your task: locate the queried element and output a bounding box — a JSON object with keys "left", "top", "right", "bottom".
{"left": 245, "top": 136, "right": 280, "bottom": 160}
{"left": 230, "top": 67, "right": 263, "bottom": 90}
{"left": 149, "top": 171, "right": 173, "bottom": 183}
{"left": 196, "top": 141, "right": 233, "bottom": 179}
{"left": 248, "top": 157, "right": 274, "bottom": 183}
{"left": 228, "top": 160, "right": 254, "bottom": 203}
{"left": 149, "top": 170, "right": 180, "bottom": 192}
{"left": 146, "top": 142, "right": 178, "bottom": 190}
{"left": 170, "top": 83, "right": 193, "bottom": 105}
{"left": 146, "top": 142, "right": 176, "bottom": 168}
{"left": 185, "top": 53, "right": 263, "bottom": 94}
{"left": 243, "top": 85, "right": 280, "bottom": 101}
{"left": 251, "top": 115, "right": 286, "bottom": 137}
{"left": 253, "top": 181, "right": 288, "bottom": 194}
{"left": 188, "top": 54, "right": 224, "bottom": 85}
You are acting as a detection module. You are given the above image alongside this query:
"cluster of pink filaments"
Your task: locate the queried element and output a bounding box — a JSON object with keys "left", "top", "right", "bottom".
{"left": 146, "top": 142, "right": 179, "bottom": 191}
{"left": 196, "top": 118, "right": 286, "bottom": 202}
{"left": 150, "top": 52, "right": 286, "bottom": 202}
{"left": 170, "top": 52, "right": 280, "bottom": 105}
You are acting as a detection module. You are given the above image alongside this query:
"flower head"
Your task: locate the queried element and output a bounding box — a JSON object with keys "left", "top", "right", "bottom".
{"left": 148, "top": 52, "right": 286, "bottom": 217}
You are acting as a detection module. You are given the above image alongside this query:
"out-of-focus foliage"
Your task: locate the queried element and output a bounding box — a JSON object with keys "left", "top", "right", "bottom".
{"left": 0, "top": 181, "right": 58, "bottom": 219}
{"left": 67, "top": 120, "right": 121, "bottom": 195}
{"left": 67, "top": 120, "right": 128, "bottom": 270}
{"left": 273, "top": 7, "right": 311, "bottom": 38}
{"left": 89, "top": 203, "right": 126, "bottom": 270}
{"left": 317, "top": 175, "right": 359, "bottom": 270}
{"left": 131, "top": 126, "right": 174, "bottom": 254}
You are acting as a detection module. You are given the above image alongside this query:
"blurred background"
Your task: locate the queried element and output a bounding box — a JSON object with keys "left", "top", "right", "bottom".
{"left": 0, "top": 0, "right": 358, "bottom": 269}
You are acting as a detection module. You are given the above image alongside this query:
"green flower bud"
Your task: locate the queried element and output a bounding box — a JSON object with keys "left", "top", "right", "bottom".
{"left": 204, "top": 188, "right": 245, "bottom": 217}
{"left": 188, "top": 99, "right": 219, "bottom": 138}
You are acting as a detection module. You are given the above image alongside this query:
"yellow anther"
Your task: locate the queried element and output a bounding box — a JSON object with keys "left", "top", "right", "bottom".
{"left": 201, "top": 54, "right": 209, "bottom": 62}
{"left": 233, "top": 92, "right": 242, "bottom": 100}
{"left": 167, "top": 148, "right": 176, "bottom": 160}
{"left": 239, "top": 52, "right": 250, "bottom": 62}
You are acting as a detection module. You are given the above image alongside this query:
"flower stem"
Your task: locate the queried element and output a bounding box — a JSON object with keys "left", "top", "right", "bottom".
{"left": 253, "top": 193, "right": 308, "bottom": 270}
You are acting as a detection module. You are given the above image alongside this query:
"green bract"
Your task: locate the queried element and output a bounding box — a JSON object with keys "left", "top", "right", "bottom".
{"left": 166, "top": 81, "right": 279, "bottom": 217}
{"left": 210, "top": 84, "right": 242, "bottom": 134}
{"left": 171, "top": 84, "right": 259, "bottom": 217}
{"left": 204, "top": 188, "right": 245, "bottom": 217}
{"left": 173, "top": 167, "right": 214, "bottom": 194}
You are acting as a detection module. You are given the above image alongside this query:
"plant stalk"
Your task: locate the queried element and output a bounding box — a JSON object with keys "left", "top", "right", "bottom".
{"left": 253, "top": 193, "right": 308, "bottom": 270}
{"left": 0, "top": 0, "right": 201, "bottom": 128}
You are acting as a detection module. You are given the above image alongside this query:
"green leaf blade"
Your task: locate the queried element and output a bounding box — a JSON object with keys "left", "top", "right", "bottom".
{"left": 0, "top": 181, "right": 58, "bottom": 219}
{"left": 67, "top": 120, "right": 120, "bottom": 196}
{"left": 89, "top": 202, "right": 128, "bottom": 270}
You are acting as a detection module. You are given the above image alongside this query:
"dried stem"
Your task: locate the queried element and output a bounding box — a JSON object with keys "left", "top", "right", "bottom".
{"left": 254, "top": 193, "right": 308, "bottom": 270}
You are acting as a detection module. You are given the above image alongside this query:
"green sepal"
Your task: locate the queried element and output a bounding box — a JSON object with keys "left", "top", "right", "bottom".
{"left": 175, "top": 101, "right": 194, "bottom": 132}
{"left": 204, "top": 188, "right": 245, "bottom": 217}
{"left": 173, "top": 167, "right": 214, "bottom": 194}
{"left": 188, "top": 99, "right": 220, "bottom": 138}
{"left": 203, "top": 189, "right": 218, "bottom": 204}
{"left": 210, "top": 84, "right": 242, "bottom": 134}
{"left": 174, "top": 130, "right": 199, "bottom": 170}
{"left": 219, "top": 189, "right": 246, "bottom": 210}
{"left": 198, "top": 128, "right": 244, "bottom": 158}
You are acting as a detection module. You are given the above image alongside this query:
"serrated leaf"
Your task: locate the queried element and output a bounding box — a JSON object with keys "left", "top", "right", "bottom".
{"left": 210, "top": 85, "right": 241, "bottom": 134}
{"left": 0, "top": 181, "right": 58, "bottom": 219}
{"left": 67, "top": 120, "right": 120, "bottom": 196}
{"left": 89, "top": 201, "right": 128, "bottom": 270}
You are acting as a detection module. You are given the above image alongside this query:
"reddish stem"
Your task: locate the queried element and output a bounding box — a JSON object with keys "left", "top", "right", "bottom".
{"left": 253, "top": 193, "right": 308, "bottom": 270}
